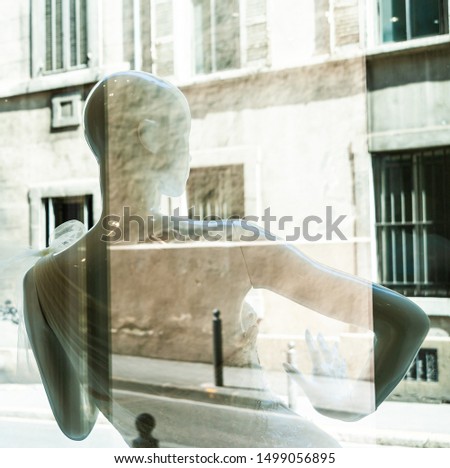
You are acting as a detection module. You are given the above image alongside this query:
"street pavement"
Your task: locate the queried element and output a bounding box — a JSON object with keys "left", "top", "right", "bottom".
{"left": 0, "top": 353, "right": 449, "bottom": 448}
{"left": 112, "top": 355, "right": 450, "bottom": 448}
{"left": 1, "top": 320, "right": 449, "bottom": 449}
{"left": 0, "top": 416, "right": 127, "bottom": 448}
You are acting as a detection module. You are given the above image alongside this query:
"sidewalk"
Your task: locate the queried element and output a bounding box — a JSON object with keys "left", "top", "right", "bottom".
{"left": 112, "top": 355, "right": 450, "bottom": 448}
{"left": 1, "top": 354, "right": 449, "bottom": 448}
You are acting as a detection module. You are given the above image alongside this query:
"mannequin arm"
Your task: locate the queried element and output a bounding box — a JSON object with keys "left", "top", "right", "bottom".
{"left": 23, "top": 268, "right": 98, "bottom": 439}
{"left": 240, "top": 242, "right": 429, "bottom": 412}
{"left": 372, "top": 283, "right": 429, "bottom": 407}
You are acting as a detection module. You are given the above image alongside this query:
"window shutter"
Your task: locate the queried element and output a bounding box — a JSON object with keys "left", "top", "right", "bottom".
{"left": 85, "top": 0, "right": 99, "bottom": 68}
{"left": 31, "top": 0, "right": 97, "bottom": 75}
{"left": 75, "top": 0, "right": 88, "bottom": 66}
{"left": 69, "top": 0, "right": 88, "bottom": 67}
{"left": 45, "top": 0, "right": 53, "bottom": 71}
{"left": 152, "top": 0, "right": 174, "bottom": 77}
{"left": 44, "top": 0, "right": 64, "bottom": 71}
{"left": 214, "top": 0, "right": 241, "bottom": 72}
{"left": 70, "top": 0, "right": 77, "bottom": 66}
{"left": 31, "top": 0, "right": 45, "bottom": 76}
{"left": 244, "top": 0, "right": 268, "bottom": 67}
{"left": 334, "top": 0, "right": 360, "bottom": 47}
{"left": 122, "top": 0, "right": 135, "bottom": 66}
{"left": 55, "top": 0, "right": 64, "bottom": 69}
{"left": 315, "top": 0, "right": 330, "bottom": 54}
{"left": 79, "top": 0, "right": 88, "bottom": 65}
{"left": 140, "top": 0, "right": 153, "bottom": 72}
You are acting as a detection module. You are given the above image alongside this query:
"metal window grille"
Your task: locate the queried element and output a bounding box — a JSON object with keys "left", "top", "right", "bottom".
{"left": 372, "top": 149, "right": 450, "bottom": 297}
{"left": 193, "top": 0, "right": 241, "bottom": 74}
{"left": 405, "top": 348, "right": 439, "bottom": 382}
{"left": 45, "top": 0, "right": 88, "bottom": 72}
{"left": 379, "top": 0, "right": 449, "bottom": 43}
{"left": 186, "top": 165, "right": 245, "bottom": 220}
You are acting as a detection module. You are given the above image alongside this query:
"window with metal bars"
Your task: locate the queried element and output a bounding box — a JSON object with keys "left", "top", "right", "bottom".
{"left": 372, "top": 149, "right": 450, "bottom": 297}
{"left": 379, "top": 0, "right": 449, "bottom": 43}
{"left": 405, "top": 348, "right": 439, "bottom": 382}
{"left": 45, "top": 0, "right": 88, "bottom": 72}
{"left": 186, "top": 165, "right": 245, "bottom": 220}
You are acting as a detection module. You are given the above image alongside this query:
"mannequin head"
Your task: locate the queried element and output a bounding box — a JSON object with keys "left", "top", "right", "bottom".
{"left": 84, "top": 71, "right": 191, "bottom": 207}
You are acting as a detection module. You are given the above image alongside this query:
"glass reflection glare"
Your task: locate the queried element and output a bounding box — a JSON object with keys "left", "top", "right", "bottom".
{"left": 21, "top": 71, "right": 429, "bottom": 447}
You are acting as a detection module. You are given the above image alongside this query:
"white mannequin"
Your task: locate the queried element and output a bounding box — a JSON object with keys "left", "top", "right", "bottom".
{"left": 23, "top": 71, "right": 429, "bottom": 447}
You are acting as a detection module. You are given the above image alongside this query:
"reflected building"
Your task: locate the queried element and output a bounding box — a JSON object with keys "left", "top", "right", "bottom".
{"left": 0, "top": 0, "right": 448, "bottom": 412}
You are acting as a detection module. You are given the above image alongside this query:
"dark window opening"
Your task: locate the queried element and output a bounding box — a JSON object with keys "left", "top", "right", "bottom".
{"left": 186, "top": 164, "right": 245, "bottom": 220}
{"left": 380, "top": 0, "right": 448, "bottom": 43}
{"left": 405, "top": 348, "right": 439, "bottom": 382}
{"left": 44, "top": 195, "right": 93, "bottom": 246}
{"left": 372, "top": 149, "right": 450, "bottom": 297}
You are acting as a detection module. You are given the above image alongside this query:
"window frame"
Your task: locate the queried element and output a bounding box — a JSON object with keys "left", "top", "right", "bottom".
{"left": 152, "top": 0, "right": 269, "bottom": 81}
{"left": 405, "top": 348, "right": 439, "bottom": 382}
{"left": 372, "top": 148, "right": 450, "bottom": 298}
{"left": 43, "top": 194, "right": 94, "bottom": 247}
{"left": 192, "top": 0, "right": 242, "bottom": 76}
{"left": 31, "top": 0, "right": 99, "bottom": 77}
{"left": 377, "top": 0, "right": 450, "bottom": 45}
{"left": 28, "top": 180, "right": 101, "bottom": 249}
{"left": 189, "top": 145, "right": 262, "bottom": 218}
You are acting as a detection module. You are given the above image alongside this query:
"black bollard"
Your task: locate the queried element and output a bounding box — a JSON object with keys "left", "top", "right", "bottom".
{"left": 212, "top": 309, "right": 224, "bottom": 387}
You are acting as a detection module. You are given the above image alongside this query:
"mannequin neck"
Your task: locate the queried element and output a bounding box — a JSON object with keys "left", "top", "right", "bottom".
{"left": 98, "top": 171, "right": 168, "bottom": 243}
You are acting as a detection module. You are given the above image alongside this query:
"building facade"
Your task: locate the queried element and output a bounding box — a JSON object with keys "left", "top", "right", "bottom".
{"left": 0, "top": 0, "right": 448, "bottom": 401}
